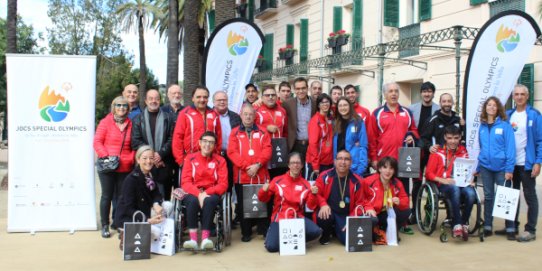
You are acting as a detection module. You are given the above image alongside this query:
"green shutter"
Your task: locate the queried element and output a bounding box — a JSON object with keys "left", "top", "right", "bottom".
{"left": 263, "top": 33, "right": 274, "bottom": 71}
{"left": 518, "top": 63, "right": 534, "bottom": 106}
{"left": 208, "top": 10, "right": 215, "bottom": 34}
{"left": 248, "top": 0, "right": 254, "bottom": 22}
{"left": 333, "top": 6, "right": 343, "bottom": 32}
{"left": 470, "top": 0, "right": 488, "bottom": 5}
{"left": 419, "top": 0, "right": 431, "bottom": 21}
{"left": 384, "top": 0, "right": 399, "bottom": 27}
{"left": 286, "top": 24, "right": 294, "bottom": 46}
{"left": 300, "top": 19, "right": 308, "bottom": 62}
{"left": 352, "top": 0, "right": 362, "bottom": 50}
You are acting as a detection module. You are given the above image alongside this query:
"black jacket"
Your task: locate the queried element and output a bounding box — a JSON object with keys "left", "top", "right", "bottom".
{"left": 226, "top": 109, "right": 241, "bottom": 129}
{"left": 420, "top": 110, "right": 465, "bottom": 151}
{"left": 131, "top": 109, "right": 176, "bottom": 163}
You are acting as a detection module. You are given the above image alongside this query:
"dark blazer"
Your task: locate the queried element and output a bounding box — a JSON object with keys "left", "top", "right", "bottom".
{"left": 131, "top": 109, "right": 176, "bottom": 163}
{"left": 282, "top": 97, "right": 317, "bottom": 150}
{"left": 226, "top": 109, "right": 241, "bottom": 128}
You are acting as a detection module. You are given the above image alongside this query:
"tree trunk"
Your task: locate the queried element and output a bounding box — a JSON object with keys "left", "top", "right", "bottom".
{"left": 138, "top": 13, "right": 147, "bottom": 109}
{"left": 183, "top": 0, "right": 200, "bottom": 105}
{"left": 6, "top": 0, "right": 17, "bottom": 53}
{"left": 166, "top": 0, "right": 179, "bottom": 88}
{"left": 215, "top": 0, "right": 235, "bottom": 27}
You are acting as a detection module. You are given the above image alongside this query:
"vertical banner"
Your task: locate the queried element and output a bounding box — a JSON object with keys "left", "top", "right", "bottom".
{"left": 203, "top": 18, "right": 265, "bottom": 113}
{"left": 6, "top": 55, "right": 97, "bottom": 232}
{"left": 463, "top": 11, "right": 541, "bottom": 162}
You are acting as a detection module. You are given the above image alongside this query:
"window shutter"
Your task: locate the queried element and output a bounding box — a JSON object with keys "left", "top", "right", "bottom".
{"left": 518, "top": 64, "right": 534, "bottom": 106}
{"left": 333, "top": 6, "right": 343, "bottom": 32}
{"left": 419, "top": 0, "right": 431, "bottom": 21}
{"left": 300, "top": 19, "right": 308, "bottom": 62}
{"left": 384, "top": 0, "right": 399, "bottom": 27}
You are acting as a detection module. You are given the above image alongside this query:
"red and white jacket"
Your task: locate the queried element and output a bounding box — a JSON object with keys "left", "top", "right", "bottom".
{"left": 363, "top": 173, "right": 409, "bottom": 214}
{"left": 313, "top": 169, "right": 375, "bottom": 216}
{"left": 255, "top": 103, "right": 288, "bottom": 139}
{"left": 353, "top": 103, "right": 371, "bottom": 122}
{"left": 306, "top": 113, "right": 334, "bottom": 171}
{"left": 425, "top": 145, "right": 469, "bottom": 184}
{"left": 181, "top": 152, "right": 228, "bottom": 197}
{"left": 258, "top": 172, "right": 318, "bottom": 222}
{"left": 172, "top": 105, "right": 222, "bottom": 166}
{"left": 93, "top": 113, "right": 135, "bottom": 173}
{"left": 227, "top": 124, "right": 272, "bottom": 184}
{"left": 367, "top": 104, "right": 419, "bottom": 162}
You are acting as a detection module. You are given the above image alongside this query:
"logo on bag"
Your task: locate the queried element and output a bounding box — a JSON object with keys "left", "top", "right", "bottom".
{"left": 38, "top": 84, "right": 71, "bottom": 122}
{"left": 496, "top": 24, "right": 520, "bottom": 53}
{"left": 227, "top": 30, "right": 249, "bottom": 56}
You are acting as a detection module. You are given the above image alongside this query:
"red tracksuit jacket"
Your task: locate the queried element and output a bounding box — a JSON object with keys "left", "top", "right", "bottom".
{"left": 227, "top": 124, "right": 272, "bottom": 184}
{"left": 181, "top": 152, "right": 228, "bottom": 197}
{"left": 93, "top": 113, "right": 135, "bottom": 173}
{"left": 306, "top": 113, "right": 334, "bottom": 171}
{"left": 172, "top": 105, "right": 222, "bottom": 166}
{"left": 425, "top": 145, "right": 469, "bottom": 184}
{"left": 354, "top": 103, "right": 371, "bottom": 122}
{"left": 363, "top": 173, "right": 409, "bottom": 214}
{"left": 255, "top": 103, "right": 288, "bottom": 139}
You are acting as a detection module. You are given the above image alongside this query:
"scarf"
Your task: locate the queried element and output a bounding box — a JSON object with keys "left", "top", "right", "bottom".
{"left": 144, "top": 109, "right": 165, "bottom": 152}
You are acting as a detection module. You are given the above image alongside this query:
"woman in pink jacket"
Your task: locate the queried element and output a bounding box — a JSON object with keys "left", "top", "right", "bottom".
{"left": 94, "top": 96, "right": 135, "bottom": 238}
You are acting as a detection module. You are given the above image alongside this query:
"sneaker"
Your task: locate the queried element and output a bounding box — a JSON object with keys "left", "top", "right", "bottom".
{"left": 183, "top": 239, "right": 198, "bottom": 249}
{"left": 483, "top": 229, "right": 493, "bottom": 237}
{"left": 241, "top": 235, "right": 252, "bottom": 242}
{"left": 201, "top": 238, "right": 214, "bottom": 250}
{"left": 452, "top": 225, "right": 463, "bottom": 238}
{"left": 399, "top": 226, "right": 414, "bottom": 235}
{"left": 319, "top": 234, "right": 330, "bottom": 245}
{"left": 462, "top": 225, "right": 469, "bottom": 241}
{"left": 517, "top": 231, "right": 536, "bottom": 242}
{"left": 507, "top": 232, "right": 517, "bottom": 241}
{"left": 495, "top": 228, "right": 519, "bottom": 235}
{"left": 101, "top": 225, "right": 111, "bottom": 238}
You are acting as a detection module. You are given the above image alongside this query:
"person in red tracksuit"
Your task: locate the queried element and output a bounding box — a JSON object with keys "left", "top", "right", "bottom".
{"left": 307, "top": 93, "right": 334, "bottom": 176}
{"left": 258, "top": 152, "right": 323, "bottom": 253}
{"left": 180, "top": 131, "right": 228, "bottom": 250}
{"left": 314, "top": 150, "right": 376, "bottom": 245}
{"left": 172, "top": 86, "right": 222, "bottom": 168}
{"left": 228, "top": 103, "right": 272, "bottom": 242}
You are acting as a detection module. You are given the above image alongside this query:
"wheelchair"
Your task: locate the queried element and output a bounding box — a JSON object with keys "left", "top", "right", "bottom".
{"left": 415, "top": 181, "right": 484, "bottom": 242}
{"left": 172, "top": 192, "right": 232, "bottom": 252}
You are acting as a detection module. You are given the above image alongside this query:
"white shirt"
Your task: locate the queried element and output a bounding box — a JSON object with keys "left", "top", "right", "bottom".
{"left": 510, "top": 110, "right": 528, "bottom": 166}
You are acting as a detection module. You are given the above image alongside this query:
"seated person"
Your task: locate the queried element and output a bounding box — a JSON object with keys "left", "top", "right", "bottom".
{"left": 115, "top": 145, "right": 167, "bottom": 250}
{"left": 363, "top": 156, "right": 411, "bottom": 242}
{"left": 258, "top": 152, "right": 323, "bottom": 253}
{"left": 181, "top": 132, "right": 228, "bottom": 249}
{"left": 314, "top": 150, "right": 376, "bottom": 245}
{"left": 425, "top": 125, "right": 476, "bottom": 240}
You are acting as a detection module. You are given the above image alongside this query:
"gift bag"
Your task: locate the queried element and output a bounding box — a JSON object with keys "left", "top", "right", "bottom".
{"left": 123, "top": 211, "right": 151, "bottom": 260}
{"left": 279, "top": 208, "right": 306, "bottom": 256}
{"left": 492, "top": 180, "right": 520, "bottom": 221}
{"left": 270, "top": 138, "right": 288, "bottom": 169}
{"left": 345, "top": 206, "right": 372, "bottom": 252}
{"left": 386, "top": 208, "right": 398, "bottom": 246}
{"left": 398, "top": 145, "right": 421, "bottom": 178}
{"left": 150, "top": 218, "right": 175, "bottom": 256}
{"left": 242, "top": 182, "right": 268, "bottom": 219}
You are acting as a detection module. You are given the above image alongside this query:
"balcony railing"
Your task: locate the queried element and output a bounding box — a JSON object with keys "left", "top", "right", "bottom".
{"left": 255, "top": 0, "right": 278, "bottom": 19}
{"left": 398, "top": 23, "right": 420, "bottom": 58}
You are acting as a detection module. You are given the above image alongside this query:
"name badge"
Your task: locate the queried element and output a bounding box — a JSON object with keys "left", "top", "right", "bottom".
{"left": 295, "top": 185, "right": 303, "bottom": 191}
{"left": 208, "top": 162, "right": 215, "bottom": 169}
{"left": 276, "top": 111, "right": 282, "bottom": 117}
{"left": 399, "top": 112, "right": 406, "bottom": 117}
{"left": 351, "top": 126, "right": 356, "bottom": 133}
{"left": 206, "top": 113, "right": 214, "bottom": 119}
{"left": 253, "top": 133, "right": 261, "bottom": 139}
{"left": 495, "top": 128, "right": 503, "bottom": 135}
{"left": 529, "top": 120, "right": 533, "bottom": 127}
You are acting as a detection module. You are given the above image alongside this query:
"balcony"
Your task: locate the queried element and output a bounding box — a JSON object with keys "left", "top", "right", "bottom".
{"left": 281, "top": 0, "right": 306, "bottom": 5}
{"left": 398, "top": 23, "right": 420, "bottom": 58}
{"left": 255, "top": 0, "right": 278, "bottom": 20}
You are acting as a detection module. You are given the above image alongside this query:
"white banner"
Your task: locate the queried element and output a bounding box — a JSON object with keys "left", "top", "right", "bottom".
{"left": 6, "top": 54, "right": 97, "bottom": 232}
{"left": 203, "top": 18, "right": 264, "bottom": 113}
{"left": 463, "top": 11, "right": 541, "bottom": 163}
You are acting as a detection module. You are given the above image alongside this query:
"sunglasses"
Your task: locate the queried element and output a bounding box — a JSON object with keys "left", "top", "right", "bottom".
{"left": 115, "top": 104, "right": 129, "bottom": 108}
{"left": 263, "top": 93, "right": 277, "bottom": 98}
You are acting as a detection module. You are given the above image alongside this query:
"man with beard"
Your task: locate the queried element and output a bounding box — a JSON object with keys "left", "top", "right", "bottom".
{"left": 310, "top": 80, "right": 323, "bottom": 101}
{"left": 161, "top": 84, "right": 184, "bottom": 116}
{"left": 344, "top": 84, "right": 370, "bottom": 122}
{"left": 421, "top": 93, "right": 465, "bottom": 153}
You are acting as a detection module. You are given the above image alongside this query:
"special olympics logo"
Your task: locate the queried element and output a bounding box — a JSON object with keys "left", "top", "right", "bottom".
{"left": 38, "top": 83, "right": 71, "bottom": 122}
{"left": 227, "top": 30, "right": 249, "bottom": 56}
{"left": 496, "top": 24, "right": 520, "bottom": 53}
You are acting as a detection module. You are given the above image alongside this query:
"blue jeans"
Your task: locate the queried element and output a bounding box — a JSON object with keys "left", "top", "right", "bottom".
{"left": 264, "top": 217, "right": 322, "bottom": 253}
{"left": 480, "top": 166, "right": 515, "bottom": 232}
{"left": 513, "top": 166, "right": 539, "bottom": 234}
{"left": 439, "top": 184, "right": 476, "bottom": 226}
{"left": 317, "top": 213, "right": 348, "bottom": 244}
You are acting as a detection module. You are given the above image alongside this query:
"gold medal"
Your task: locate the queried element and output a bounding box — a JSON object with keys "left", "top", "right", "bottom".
{"left": 339, "top": 201, "right": 346, "bottom": 208}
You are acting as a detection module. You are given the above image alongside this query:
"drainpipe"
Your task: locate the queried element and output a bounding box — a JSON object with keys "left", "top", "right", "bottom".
{"left": 377, "top": 0, "right": 384, "bottom": 105}
{"left": 454, "top": 25, "right": 463, "bottom": 114}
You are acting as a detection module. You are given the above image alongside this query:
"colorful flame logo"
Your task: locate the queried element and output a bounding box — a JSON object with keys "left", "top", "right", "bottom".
{"left": 227, "top": 31, "right": 249, "bottom": 56}
{"left": 38, "top": 85, "right": 70, "bottom": 122}
{"left": 496, "top": 25, "right": 520, "bottom": 53}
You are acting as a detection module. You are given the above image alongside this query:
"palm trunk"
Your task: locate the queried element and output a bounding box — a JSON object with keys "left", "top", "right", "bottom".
{"left": 183, "top": 0, "right": 200, "bottom": 105}
{"left": 215, "top": 0, "right": 235, "bottom": 27}
{"left": 166, "top": 0, "right": 179, "bottom": 88}
{"left": 138, "top": 13, "right": 147, "bottom": 108}
{"left": 7, "top": 0, "right": 17, "bottom": 53}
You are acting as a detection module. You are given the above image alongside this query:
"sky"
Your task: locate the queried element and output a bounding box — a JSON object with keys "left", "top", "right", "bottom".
{"left": 0, "top": 0, "right": 174, "bottom": 84}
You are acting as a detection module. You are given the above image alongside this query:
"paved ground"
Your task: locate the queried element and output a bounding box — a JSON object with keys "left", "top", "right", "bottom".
{"left": 0, "top": 148, "right": 541, "bottom": 270}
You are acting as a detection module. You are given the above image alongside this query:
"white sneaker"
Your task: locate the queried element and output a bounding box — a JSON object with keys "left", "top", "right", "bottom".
{"left": 183, "top": 239, "right": 198, "bottom": 249}
{"left": 201, "top": 238, "right": 214, "bottom": 250}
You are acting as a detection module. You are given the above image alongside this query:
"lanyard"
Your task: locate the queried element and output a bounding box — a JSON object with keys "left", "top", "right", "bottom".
{"left": 443, "top": 147, "right": 456, "bottom": 178}
{"left": 265, "top": 109, "right": 281, "bottom": 138}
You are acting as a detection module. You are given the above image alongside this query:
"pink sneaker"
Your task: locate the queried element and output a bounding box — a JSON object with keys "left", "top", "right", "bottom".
{"left": 453, "top": 225, "right": 463, "bottom": 238}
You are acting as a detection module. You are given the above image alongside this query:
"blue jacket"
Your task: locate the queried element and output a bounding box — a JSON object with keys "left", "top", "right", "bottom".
{"left": 478, "top": 117, "right": 516, "bottom": 173}
{"left": 506, "top": 106, "right": 542, "bottom": 170}
{"left": 333, "top": 119, "right": 368, "bottom": 175}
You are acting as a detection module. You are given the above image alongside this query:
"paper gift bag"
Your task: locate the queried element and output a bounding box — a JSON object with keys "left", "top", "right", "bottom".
{"left": 279, "top": 208, "right": 306, "bottom": 256}
{"left": 345, "top": 206, "right": 372, "bottom": 252}
{"left": 270, "top": 138, "right": 288, "bottom": 169}
{"left": 242, "top": 184, "right": 268, "bottom": 219}
{"left": 492, "top": 181, "right": 520, "bottom": 221}
{"left": 398, "top": 146, "right": 421, "bottom": 178}
{"left": 150, "top": 218, "right": 175, "bottom": 256}
{"left": 386, "top": 208, "right": 398, "bottom": 246}
{"left": 123, "top": 211, "right": 151, "bottom": 260}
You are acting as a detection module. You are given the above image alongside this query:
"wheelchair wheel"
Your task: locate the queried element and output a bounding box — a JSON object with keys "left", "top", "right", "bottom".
{"left": 416, "top": 182, "right": 439, "bottom": 235}
{"left": 440, "top": 232, "right": 448, "bottom": 243}
{"left": 172, "top": 198, "right": 184, "bottom": 252}
{"left": 215, "top": 209, "right": 224, "bottom": 252}
{"left": 467, "top": 190, "right": 483, "bottom": 235}
{"left": 223, "top": 193, "right": 232, "bottom": 246}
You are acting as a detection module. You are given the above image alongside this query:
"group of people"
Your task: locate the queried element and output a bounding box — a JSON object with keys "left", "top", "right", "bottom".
{"left": 93, "top": 78, "right": 541, "bottom": 254}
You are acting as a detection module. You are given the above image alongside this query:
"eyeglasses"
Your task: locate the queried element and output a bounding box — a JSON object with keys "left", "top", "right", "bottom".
{"left": 320, "top": 100, "right": 331, "bottom": 104}
{"left": 200, "top": 139, "right": 216, "bottom": 145}
{"left": 115, "top": 104, "right": 129, "bottom": 108}
{"left": 289, "top": 161, "right": 303, "bottom": 165}
{"left": 145, "top": 176, "right": 156, "bottom": 191}
{"left": 263, "top": 93, "right": 277, "bottom": 98}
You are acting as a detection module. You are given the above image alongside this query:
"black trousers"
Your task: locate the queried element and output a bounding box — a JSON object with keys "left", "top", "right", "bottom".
{"left": 98, "top": 171, "right": 128, "bottom": 226}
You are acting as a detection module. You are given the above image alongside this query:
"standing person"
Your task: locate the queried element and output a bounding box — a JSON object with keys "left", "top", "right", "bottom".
{"left": 282, "top": 77, "right": 317, "bottom": 168}
{"left": 310, "top": 80, "right": 323, "bottom": 101}
{"left": 94, "top": 96, "right": 135, "bottom": 238}
{"left": 161, "top": 84, "right": 184, "bottom": 116}
{"left": 330, "top": 85, "right": 343, "bottom": 116}
{"left": 421, "top": 93, "right": 464, "bottom": 153}
{"left": 307, "top": 94, "right": 334, "bottom": 176}
{"left": 122, "top": 84, "right": 141, "bottom": 119}
{"left": 502, "top": 84, "right": 541, "bottom": 242}
{"left": 344, "top": 84, "right": 370, "bottom": 122}
{"left": 277, "top": 81, "right": 292, "bottom": 106}
{"left": 314, "top": 150, "right": 376, "bottom": 245}
{"left": 258, "top": 152, "right": 323, "bottom": 253}
{"left": 180, "top": 132, "right": 228, "bottom": 249}
{"left": 228, "top": 103, "right": 272, "bottom": 242}
{"left": 172, "top": 86, "right": 222, "bottom": 170}
{"left": 245, "top": 83, "right": 259, "bottom": 105}
{"left": 475, "top": 96, "right": 516, "bottom": 239}
{"left": 131, "top": 89, "right": 176, "bottom": 200}
{"left": 256, "top": 85, "right": 289, "bottom": 179}
{"left": 333, "top": 97, "right": 369, "bottom": 176}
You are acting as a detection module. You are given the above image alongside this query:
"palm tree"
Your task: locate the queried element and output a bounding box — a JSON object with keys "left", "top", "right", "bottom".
{"left": 214, "top": 0, "right": 235, "bottom": 27}
{"left": 7, "top": 0, "right": 17, "bottom": 53}
{"left": 166, "top": 0, "right": 179, "bottom": 87}
{"left": 116, "top": 0, "right": 160, "bottom": 107}
{"left": 183, "top": 0, "right": 200, "bottom": 105}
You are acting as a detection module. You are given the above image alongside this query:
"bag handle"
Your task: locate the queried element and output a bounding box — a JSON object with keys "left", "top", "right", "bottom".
{"left": 133, "top": 210, "right": 147, "bottom": 222}
{"left": 284, "top": 207, "right": 298, "bottom": 219}
{"left": 354, "top": 205, "right": 366, "bottom": 217}
{"left": 309, "top": 171, "right": 318, "bottom": 182}
{"left": 118, "top": 127, "right": 128, "bottom": 156}
{"left": 503, "top": 179, "right": 513, "bottom": 188}
{"left": 249, "top": 175, "right": 262, "bottom": 185}
{"left": 403, "top": 141, "right": 415, "bottom": 147}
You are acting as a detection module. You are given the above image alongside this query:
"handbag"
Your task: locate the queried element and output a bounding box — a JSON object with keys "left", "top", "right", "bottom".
{"left": 123, "top": 211, "right": 151, "bottom": 260}
{"left": 97, "top": 128, "right": 128, "bottom": 173}
{"left": 492, "top": 179, "right": 520, "bottom": 220}
{"left": 279, "top": 208, "right": 306, "bottom": 256}
{"left": 345, "top": 206, "right": 373, "bottom": 252}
